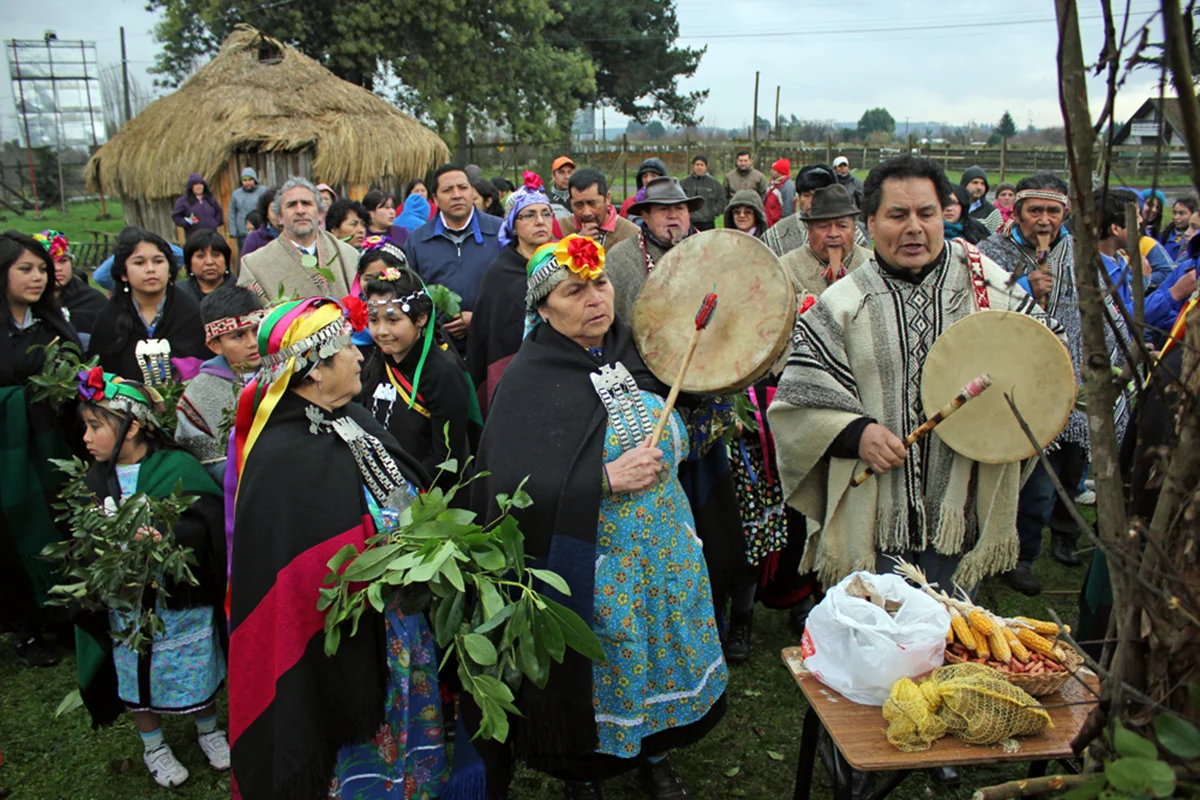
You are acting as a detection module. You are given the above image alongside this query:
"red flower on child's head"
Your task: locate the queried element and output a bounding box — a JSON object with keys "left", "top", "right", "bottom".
{"left": 341, "top": 295, "right": 368, "bottom": 332}
{"left": 87, "top": 366, "right": 105, "bottom": 390}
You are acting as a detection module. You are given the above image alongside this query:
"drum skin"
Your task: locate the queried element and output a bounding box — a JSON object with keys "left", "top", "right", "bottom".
{"left": 921, "top": 310, "right": 1075, "bottom": 464}
{"left": 632, "top": 230, "right": 796, "bottom": 394}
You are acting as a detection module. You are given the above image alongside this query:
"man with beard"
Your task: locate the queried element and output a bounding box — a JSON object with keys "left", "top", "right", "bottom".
{"left": 724, "top": 150, "right": 768, "bottom": 199}
{"left": 558, "top": 167, "right": 640, "bottom": 249}
{"left": 239, "top": 176, "right": 358, "bottom": 301}
{"left": 961, "top": 166, "right": 995, "bottom": 221}
{"left": 978, "top": 173, "right": 1133, "bottom": 594}
{"left": 766, "top": 164, "right": 870, "bottom": 257}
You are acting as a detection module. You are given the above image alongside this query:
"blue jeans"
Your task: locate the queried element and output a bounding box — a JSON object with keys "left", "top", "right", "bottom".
{"left": 1016, "top": 442, "right": 1086, "bottom": 565}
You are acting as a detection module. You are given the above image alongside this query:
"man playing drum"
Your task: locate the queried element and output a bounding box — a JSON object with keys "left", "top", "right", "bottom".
{"left": 769, "top": 156, "right": 1059, "bottom": 593}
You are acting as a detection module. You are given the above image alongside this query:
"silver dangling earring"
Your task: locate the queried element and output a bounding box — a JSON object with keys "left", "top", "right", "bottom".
{"left": 123, "top": 282, "right": 130, "bottom": 293}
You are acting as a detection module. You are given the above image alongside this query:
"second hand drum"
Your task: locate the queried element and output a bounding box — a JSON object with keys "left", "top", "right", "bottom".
{"left": 632, "top": 229, "right": 796, "bottom": 395}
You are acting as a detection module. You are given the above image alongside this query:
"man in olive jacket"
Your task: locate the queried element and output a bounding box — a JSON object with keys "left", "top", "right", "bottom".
{"left": 680, "top": 154, "right": 727, "bottom": 231}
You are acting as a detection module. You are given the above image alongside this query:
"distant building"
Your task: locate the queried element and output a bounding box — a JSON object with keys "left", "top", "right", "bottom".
{"left": 572, "top": 106, "right": 596, "bottom": 140}
{"left": 1114, "top": 98, "right": 1187, "bottom": 146}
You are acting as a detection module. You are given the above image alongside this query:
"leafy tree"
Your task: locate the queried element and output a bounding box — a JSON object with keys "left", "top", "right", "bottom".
{"left": 996, "top": 110, "right": 1018, "bottom": 138}
{"left": 857, "top": 107, "right": 895, "bottom": 137}
{"left": 545, "top": 0, "right": 706, "bottom": 126}
{"left": 646, "top": 120, "right": 666, "bottom": 140}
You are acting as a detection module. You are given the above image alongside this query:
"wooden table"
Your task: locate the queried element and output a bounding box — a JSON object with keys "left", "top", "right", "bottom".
{"left": 782, "top": 647, "right": 1097, "bottom": 800}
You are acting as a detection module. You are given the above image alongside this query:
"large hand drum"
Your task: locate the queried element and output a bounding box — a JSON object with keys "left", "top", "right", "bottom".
{"left": 921, "top": 310, "right": 1075, "bottom": 464}
{"left": 632, "top": 230, "right": 795, "bottom": 394}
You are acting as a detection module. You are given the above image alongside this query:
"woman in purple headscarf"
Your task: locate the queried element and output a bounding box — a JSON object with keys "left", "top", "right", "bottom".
{"left": 465, "top": 179, "right": 556, "bottom": 414}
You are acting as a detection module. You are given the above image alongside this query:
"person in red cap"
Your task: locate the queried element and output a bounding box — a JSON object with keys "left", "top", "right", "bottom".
{"left": 547, "top": 155, "right": 576, "bottom": 209}
{"left": 764, "top": 158, "right": 796, "bottom": 228}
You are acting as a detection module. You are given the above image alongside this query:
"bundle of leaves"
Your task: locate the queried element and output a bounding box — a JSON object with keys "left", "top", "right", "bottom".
{"left": 25, "top": 337, "right": 98, "bottom": 409}
{"left": 321, "top": 466, "right": 605, "bottom": 743}
{"left": 42, "top": 457, "right": 200, "bottom": 656}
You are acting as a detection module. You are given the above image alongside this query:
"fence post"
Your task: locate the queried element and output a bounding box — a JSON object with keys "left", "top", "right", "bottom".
{"left": 1000, "top": 136, "right": 1007, "bottom": 181}
{"left": 622, "top": 134, "right": 629, "bottom": 203}
{"left": 826, "top": 133, "right": 833, "bottom": 165}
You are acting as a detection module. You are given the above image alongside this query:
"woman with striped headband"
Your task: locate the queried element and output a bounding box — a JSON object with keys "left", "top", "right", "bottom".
{"left": 468, "top": 235, "right": 727, "bottom": 799}
{"left": 227, "top": 296, "right": 448, "bottom": 800}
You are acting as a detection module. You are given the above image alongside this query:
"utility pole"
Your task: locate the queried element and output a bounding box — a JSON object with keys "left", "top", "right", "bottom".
{"left": 120, "top": 26, "right": 132, "bottom": 125}
{"left": 752, "top": 71, "right": 760, "bottom": 154}
{"left": 774, "top": 85, "right": 780, "bottom": 140}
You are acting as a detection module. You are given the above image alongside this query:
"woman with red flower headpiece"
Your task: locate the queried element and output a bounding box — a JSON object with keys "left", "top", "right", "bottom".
{"left": 0, "top": 231, "right": 83, "bottom": 668}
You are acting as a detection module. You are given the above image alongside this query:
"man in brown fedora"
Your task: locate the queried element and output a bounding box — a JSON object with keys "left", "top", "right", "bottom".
{"left": 779, "top": 184, "right": 874, "bottom": 301}
{"left": 605, "top": 175, "right": 705, "bottom": 323}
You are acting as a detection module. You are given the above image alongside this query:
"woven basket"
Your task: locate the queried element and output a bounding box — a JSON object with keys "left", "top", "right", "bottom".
{"left": 944, "top": 645, "right": 1084, "bottom": 697}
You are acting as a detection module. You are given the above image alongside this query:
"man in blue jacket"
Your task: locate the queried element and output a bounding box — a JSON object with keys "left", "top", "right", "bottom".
{"left": 404, "top": 164, "right": 501, "bottom": 355}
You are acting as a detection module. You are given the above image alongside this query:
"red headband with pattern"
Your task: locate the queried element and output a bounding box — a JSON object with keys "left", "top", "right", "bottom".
{"left": 204, "top": 310, "right": 266, "bottom": 342}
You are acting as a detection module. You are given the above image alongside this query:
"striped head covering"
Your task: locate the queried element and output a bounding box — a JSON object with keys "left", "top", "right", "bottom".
{"left": 523, "top": 234, "right": 606, "bottom": 336}
{"left": 498, "top": 187, "right": 552, "bottom": 250}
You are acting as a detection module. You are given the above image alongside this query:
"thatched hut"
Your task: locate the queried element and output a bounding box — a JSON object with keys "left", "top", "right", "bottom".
{"left": 85, "top": 25, "right": 449, "bottom": 243}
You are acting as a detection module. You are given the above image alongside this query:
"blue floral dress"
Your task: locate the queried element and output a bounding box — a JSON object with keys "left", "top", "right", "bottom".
{"left": 592, "top": 392, "right": 728, "bottom": 757}
{"left": 330, "top": 492, "right": 449, "bottom": 799}
{"left": 109, "top": 463, "right": 225, "bottom": 713}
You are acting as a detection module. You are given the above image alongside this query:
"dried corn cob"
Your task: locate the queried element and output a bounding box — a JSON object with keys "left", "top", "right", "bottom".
{"left": 1015, "top": 628, "right": 1065, "bottom": 661}
{"left": 1004, "top": 627, "right": 1032, "bottom": 663}
{"left": 974, "top": 624, "right": 991, "bottom": 660}
{"left": 949, "top": 607, "right": 976, "bottom": 651}
{"left": 1014, "top": 617, "right": 1059, "bottom": 635}
{"left": 988, "top": 630, "right": 1013, "bottom": 664}
{"left": 968, "top": 609, "right": 996, "bottom": 637}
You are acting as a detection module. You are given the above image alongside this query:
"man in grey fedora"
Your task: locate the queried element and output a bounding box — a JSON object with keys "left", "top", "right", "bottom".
{"left": 605, "top": 176, "right": 705, "bottom": 323}
{"left": 779, "top": 184, "right": 874, "bottom": 301}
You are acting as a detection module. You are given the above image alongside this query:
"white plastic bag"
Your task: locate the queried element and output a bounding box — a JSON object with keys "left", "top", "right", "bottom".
{"left": 799, "top": 571, "right": 950, "bottom": 706}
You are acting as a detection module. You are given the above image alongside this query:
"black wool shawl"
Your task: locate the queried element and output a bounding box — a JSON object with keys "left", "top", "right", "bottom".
{"left": 467, "top": 317, "right": 666, "bottom": 764}
{"left": 88, "top": 284, "right": 208, "bottom": 381}
{"left": 229, "top": 391, "right": 428, "bottom": 800}
{"left": 58, "top": 275, "right": 107, "bottom": 335}
{"left": 465, "top": 244, "right": 530, "bottom": 415}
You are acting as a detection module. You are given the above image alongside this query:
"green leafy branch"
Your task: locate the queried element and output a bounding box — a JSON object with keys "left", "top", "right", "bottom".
{"left": 26, "top": 338, "right": 98, "bottom": 409}
{"left": 426, "top": 283, "right": 462, "bottom": 320}
{"left": 320, "top": 456, "right": 604, "bottom": 744}
{"left": 42, "top": 457, "right": 200, "bottom": 656}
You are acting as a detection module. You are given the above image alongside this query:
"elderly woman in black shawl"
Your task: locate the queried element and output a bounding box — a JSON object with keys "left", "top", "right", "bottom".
{"left": 470, "top": 235, "right": 727, "bottom": 800}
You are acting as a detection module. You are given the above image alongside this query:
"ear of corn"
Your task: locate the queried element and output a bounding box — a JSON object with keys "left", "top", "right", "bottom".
{"left": 949, "top": 607, "right": 977, "bottom": 651}
{"left": 968, "top": 609, "right": 996, "bottom": 637}
{"left": 974, "top": 624, "right": 991, "bottom": 660}
{"left": 1004, "top": 628, "right": 1032, "bottom": 663}
{"left": 1014, "top": 617, "right": 1060, "bottom": 635}
{"left": 988, "top": 630, "right": 1013, "bottom": 664}
{"left": 1016, "top": 628, "right": 1059, "bottom": 661}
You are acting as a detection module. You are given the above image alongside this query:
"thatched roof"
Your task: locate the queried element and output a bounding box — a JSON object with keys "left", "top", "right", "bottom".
{"left": 86, "top": 25, "right": 449, "bottom": 200}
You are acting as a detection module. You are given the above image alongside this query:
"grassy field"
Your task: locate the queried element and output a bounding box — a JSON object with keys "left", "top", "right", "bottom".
{"left": 0, "top": 201, "right": 126, "bottom": 247}
{"left": 0, "top": 528, "right": 1090, "bottom": 800}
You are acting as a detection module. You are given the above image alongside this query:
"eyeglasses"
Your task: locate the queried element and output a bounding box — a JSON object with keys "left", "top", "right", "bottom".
{"left": 516, "top": 210, "right": 556, "bottom": 222}
{"left": 732, "top": 208, "right": 755, "bottom": 215}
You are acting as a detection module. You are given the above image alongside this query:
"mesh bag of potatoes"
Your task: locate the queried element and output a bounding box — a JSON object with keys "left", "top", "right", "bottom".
{"left": 883, "top": 663, "right": 1052, "bottom": 751}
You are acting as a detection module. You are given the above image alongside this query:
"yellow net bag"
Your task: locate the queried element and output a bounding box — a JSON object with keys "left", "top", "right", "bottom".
{"left": 883, "top": 663, "right": 1052, "bottom": 751}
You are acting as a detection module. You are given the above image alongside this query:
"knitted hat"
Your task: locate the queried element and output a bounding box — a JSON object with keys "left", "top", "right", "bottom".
{"left": 772, "top": 158, "right": 791, "bottom": 177}
{"left": 832, "top": 156, "right": 850, "bottom": 168}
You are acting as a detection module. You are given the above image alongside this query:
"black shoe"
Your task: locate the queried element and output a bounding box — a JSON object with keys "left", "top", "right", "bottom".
{"left": 929, "top": 765, "right": 960, "bottom": 785}
{"left": 1002, "top": 564, "right": 1042, "bottom": 596}
{"left": 788, "top": 595, "right": 818, "bottom": 638}
{"left": 13, "top": 635, "right": 59, "bottom": 668}
{"left": 639, "top": 755, "right": 692, "bottom": 800}
{"left": 563, "top": 781, "right": 604, "bottom": 800}
{"left": 723, "top": 610, "right": 752, "bottom": 665}
{"left": 1050, "top": 534, "right": 1083, "bottom": 567}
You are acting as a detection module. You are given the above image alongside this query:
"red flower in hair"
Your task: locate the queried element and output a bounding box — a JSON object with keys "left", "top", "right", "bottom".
{"left": 567, "top": 236, "right": 600, "bottom": 268}
{"left": 87, "top": 366, "right": 106, "bottom": 390}
{"left": 522, "top": 170, "right": 544, "bottom": 191}
{"left": 341, "top": 295, "right": 368, "bottom": 332}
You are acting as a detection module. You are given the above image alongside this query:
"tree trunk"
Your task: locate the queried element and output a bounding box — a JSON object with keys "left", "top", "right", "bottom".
{"left": 454, "top": 109, "right": 470, "bottom": 165}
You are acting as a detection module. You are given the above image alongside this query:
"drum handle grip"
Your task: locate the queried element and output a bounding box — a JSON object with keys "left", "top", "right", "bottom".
{"left": 650, "top": 326, "right": 704, "bottom": 447}
{"left": 850, "top": 374, "right": 992, "bottom": 487}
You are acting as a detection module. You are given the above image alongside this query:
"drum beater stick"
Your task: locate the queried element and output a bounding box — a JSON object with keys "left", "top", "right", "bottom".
{"left": 649, "top": 292, "right": 719, "bottom": 447}
{"left": 850, "top": 373, "right": 993, "bottom": 487}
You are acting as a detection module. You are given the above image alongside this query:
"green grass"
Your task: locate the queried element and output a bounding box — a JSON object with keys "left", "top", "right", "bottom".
{"left": 0, "top": 201, "right": 126, "bottom": 247}
{"left": 0, "top": 530, "right": 1089, "bottom": 799}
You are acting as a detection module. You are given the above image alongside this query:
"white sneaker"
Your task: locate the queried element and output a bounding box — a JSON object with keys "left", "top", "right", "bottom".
{"left": 198, "top": 729, "right": 231, "bottom": 771}
{"left": 1075, "top": 490, "right": 1096, "bottom": 506}
{"left": 145, "top": 744, "right": 190, "bottom": 788}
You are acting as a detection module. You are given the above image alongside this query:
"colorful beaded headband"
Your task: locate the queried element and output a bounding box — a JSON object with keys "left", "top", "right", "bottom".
{"left": 204, "top": 310, "right": 266, "bottom": 343}
{"left": 360, "top": 236, "right": 408, "bottom": 266}
{"left": 76, "top": 367, "right": 163, "bottom": 428}
{"left": 368, "top": 289, "right": 427, "bottom": 316}
{"left": 259, "top": 315, "right": 352, "bottom": 383}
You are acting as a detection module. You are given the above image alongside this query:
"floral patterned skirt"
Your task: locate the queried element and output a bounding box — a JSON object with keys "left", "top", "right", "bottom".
{"left": 730, "top": 437, "right": 788, "bottom": 567}
{"left": 110, "top": 605, "right": 224, "bottom": 713}
{"left": 331, "top": 601, "right": 448, "bottom": 799}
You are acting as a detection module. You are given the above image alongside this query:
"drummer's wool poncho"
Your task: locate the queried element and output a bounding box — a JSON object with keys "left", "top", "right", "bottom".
{"left": 768, "top": 241, "right": 1057, "bottom": 588}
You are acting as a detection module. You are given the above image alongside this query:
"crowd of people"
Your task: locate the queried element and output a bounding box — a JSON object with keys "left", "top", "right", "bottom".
{"left": 2, "top": 150, "right": 1197, "bottom": 799}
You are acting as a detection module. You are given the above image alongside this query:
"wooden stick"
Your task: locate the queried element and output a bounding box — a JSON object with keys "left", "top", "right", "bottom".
{"left": 650, "top": 292, "right": 719, "bottom": 446}
{"left": 971, "top": 774, "right": 1093, "bottom": 800}
{"left": 851, "top": 373, "right": 992, "bottom": 487}
{"left": 1034, "top": 232, "right": 1052, "bottom": 309}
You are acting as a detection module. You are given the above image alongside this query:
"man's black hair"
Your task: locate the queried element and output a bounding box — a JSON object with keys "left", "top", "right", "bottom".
{"left": 735, "top": 149, "right": 751, "bottom": 159}
{"left": 861, "top": 155, "right": 953, "bottom": 217}
{"left": 433, "top": 164, "right": 468, "bottom": 191}
{"left": 568, "top": 167, "right": 608, "bottom": 197}
{"left": 325, "top": 198, "right": 369, "bottom": 232}
{"left": 491, "top": 176, "right": 514, "bottom": 193}
{"left": 1175, "top": 194, "right": 1199, "bottom": 215}
{"left": 1095, "top": 188, "right": 1138, "bottom": 241}
{"left": 183, "top": 228, "right": 231, "bottom": 277}
{"left": 692, "top": 154, "right": 707, "bottom": 165}
{"left": 200, "top": 284, "right": 261, "bottom": 326}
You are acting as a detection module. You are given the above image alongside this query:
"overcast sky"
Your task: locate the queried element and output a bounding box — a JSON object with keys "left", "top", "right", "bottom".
{"left": 0, "top": 0, "right": 1172, "bottom": 143}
